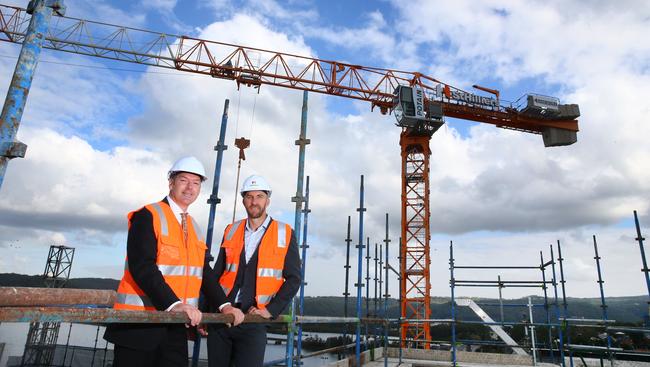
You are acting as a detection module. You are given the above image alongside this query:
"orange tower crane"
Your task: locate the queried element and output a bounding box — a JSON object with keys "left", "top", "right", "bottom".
{"left": 0, "top": 4, "right": 580, "bottom": 348}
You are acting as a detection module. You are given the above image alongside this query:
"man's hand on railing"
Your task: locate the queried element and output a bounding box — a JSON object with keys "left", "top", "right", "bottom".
{"left": 247, "top": 306, "right": 271, "bottom": 319}
{"left": 171, "top": 303, "right": 202, "bottom": 327}
{"left": 221, "top": 304, "right": 245, "bottom": 326}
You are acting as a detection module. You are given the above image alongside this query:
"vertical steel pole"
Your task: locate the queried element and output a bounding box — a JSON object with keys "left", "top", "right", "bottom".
{"left": 343, "top": 215, "right": 352, "bottom": 359}
{"left": 378, "top": 242, "right": 382, "bottom": 351}
{"left": 205, "top": 99, "right": 229, "bottom": 250}
{"left": 366, "top": 237, "right": 371, "bottom": 317}
{"left": 383, "top": 213, "right": 390, "bottom": 367}
{"left": 0, "top": 0, "right": 66, "bottom": 190}
{"left": 365, "top": 237, "right": 370, "bottom": 351}
{"left": 498, "top": 275, "right": 504, "bottom": 324}
{"left": 398, "top": 236, "right": 403, "bottom": 365}
{"left": 91, "top": 325, "right": 99, "bottom": 367}
{"left": 374, "top": 242, "right": 379, "bottom": 319}
{"left": 366, "top": 234, "right": 371, "bottom": 348}
{"left": 296, "top": 176, "right": 311, "bottom": 365}
{"left": 344, "top": 216, "right": 352, "bottom": 318}
{"left": 633, "top": 210, "right": 650, "bottom": 325}
{"left": 192, "top": 99, "right": 230, "bottom": 367}
{"left": 528, "top": 296, "right": 537, "bottom": 366}
{"left": 287, "top": 91, "right": 310, "bottom": 367}
{"left": 557, "top": 240, "right": 574, "bottom": 367}
{"left": 449, "top": 241, "right": 457, "bottom": 367}
{"left": 355, "top": 175, "right": 366, "bottom": 367}
{"left": 592, "top": 235, "right": 613, "bottom": 367}
{"left": 550, "top": 245, "right": 566, "bottom": 367}
{"left": 540, "top": 251, "right": 554, "bottom": 361}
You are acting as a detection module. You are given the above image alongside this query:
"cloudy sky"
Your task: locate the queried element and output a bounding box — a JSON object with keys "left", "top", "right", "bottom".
{"left": 0, "top": 0, "right": 648, "bottom": 302}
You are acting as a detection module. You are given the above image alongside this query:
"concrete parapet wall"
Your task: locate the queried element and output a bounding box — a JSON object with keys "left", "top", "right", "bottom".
{"left": 385, "top": 347, "right": 532, "bottom": 366}
{"left": 326, "top": 347, "right": 384, "bottom": 367}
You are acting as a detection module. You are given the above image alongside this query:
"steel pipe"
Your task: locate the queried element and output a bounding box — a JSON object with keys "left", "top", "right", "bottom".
{"left": 0, "top": 287, "right": 115, "bottom": 307}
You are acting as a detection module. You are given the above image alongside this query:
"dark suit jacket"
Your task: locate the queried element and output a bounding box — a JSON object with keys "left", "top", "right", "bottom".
{"left": 104, "top": 198, "right": 222, "bottom": 350}
{"left": 209, "top": 217, "right": 301, "bottom": 319}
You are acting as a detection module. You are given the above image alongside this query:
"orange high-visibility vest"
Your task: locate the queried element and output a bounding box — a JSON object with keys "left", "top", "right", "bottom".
{"left": 218, "top": 218, "right": 291, "bottom": 309}
{"left": 114, "top": 201, "right": 207, "bottom": 311}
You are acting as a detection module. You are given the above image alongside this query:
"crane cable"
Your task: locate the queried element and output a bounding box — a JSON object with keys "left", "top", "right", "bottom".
{"left": 231, "top": 90, "right": 257, "bottom": 222}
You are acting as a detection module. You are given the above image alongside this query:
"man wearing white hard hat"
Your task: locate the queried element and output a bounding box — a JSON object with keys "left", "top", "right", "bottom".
{"left": 206, "top": 174, "right": 301, "bottom": 367}
{"left": 105, "top": 156, "right": 224, "bottom": 367}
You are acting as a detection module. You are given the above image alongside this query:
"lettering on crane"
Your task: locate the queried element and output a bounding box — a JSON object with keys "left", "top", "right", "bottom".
{"left": 412, "top": 87, "right": 425, "bottom": 119}
{"left": 529, "top": 94, "right": 559, "bottom": 110}
{"left": 433, "top": 84, "right": 498, "bottom": 108}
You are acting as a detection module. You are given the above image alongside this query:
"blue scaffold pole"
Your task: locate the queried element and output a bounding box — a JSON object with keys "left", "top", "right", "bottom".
{"left": 355, "top": 175, "right": 366, "bottom": 367}
{"left": 296, "top": 176, "right": 311, "bottom": 365}
{"left": 592, "top": 236, "right": 614, "bottom": 367}
{"left": 287, "top": 90, "right": 310, "bottom": 367}
{"left": 550, "top": 245, "right": 566, "bottom": 367}
{"left": 449, "top": 241, "right": 457, "bottom": 367}
{"left": 0, "top": 0, "right": 66, "bottom": 191}
{"left": 557, "top": 240, "right": 574, "bottom": 367}
{"left": 540, "top": 251, "right": 554, "bottom": 361}
{"left": 383, "top": 213, "right": 390, "bottom": 367}
{"left": 633, "top": 210, "right": 650, "bottom": 325}
{"left": 191, "top": 99, "right": 229, "bottom": 367}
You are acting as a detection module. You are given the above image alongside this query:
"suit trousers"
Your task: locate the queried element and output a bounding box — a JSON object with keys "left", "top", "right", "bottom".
{"left": 112, "top": 325, "right": 188, "bottom": 367}
{"left": 207, "top": 324, "right": 267, "bottom": 367}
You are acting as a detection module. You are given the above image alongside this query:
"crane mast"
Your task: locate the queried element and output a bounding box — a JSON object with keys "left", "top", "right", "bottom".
{"left": 0, "top": 4, "right": 580, "bottom": 349}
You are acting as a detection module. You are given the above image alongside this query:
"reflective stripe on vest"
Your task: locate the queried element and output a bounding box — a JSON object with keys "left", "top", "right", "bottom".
{"left": 221, "top": 285, "right": 231, "bottom": 295}
{"left": 158, "top": 264, "right": 203, "bottom": 278}
{"left": 125, "top": 262, "right": 203, "bottom": 279}
{"left": 150, "top": 202, "right": 168, "bottom": 237}
{"left": 225, "top": 263, "right": 237, "bottom": 272}
{"left": 116, "top": 293, "right": 154, "bottom": 308}
{"left": 277, "top": 224, "right": 287, "bottom": 248}
{"left": 258, "top": 267, "right": 283, "bottom": 280}
{"left": 257, "top": 294, "right": 275, "bottom": 305}
{"left": 226, "top": 220, "right": 243, "bottom": 241}
{"left": 191, "top": 217, "right": 204, "bottom": 243}
{"left": 186, "top": 297, "right": 199, "bottom": 307}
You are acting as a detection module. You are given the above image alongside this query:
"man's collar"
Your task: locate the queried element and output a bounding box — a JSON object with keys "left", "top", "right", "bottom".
{"left": 166, "top": 195, "right": 187, "bottom": 219}
{"left": 246, "top": 214, "right": 271, "bottom": 232}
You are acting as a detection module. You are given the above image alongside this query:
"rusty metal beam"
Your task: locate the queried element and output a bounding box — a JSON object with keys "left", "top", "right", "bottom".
{"left": 0, "top": 287, "right": 116, "bottom": 307}
{"left": 0, "top": 307, "right": 273, "bottom": 324}
{"left": 0, "top": 306, "right": 378, "bottom": 325}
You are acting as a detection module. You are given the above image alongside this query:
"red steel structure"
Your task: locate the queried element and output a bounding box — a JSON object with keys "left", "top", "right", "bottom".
{"left": 0, "top": 4, "right": 580, "bottom": 348}
{"left": 400, "top": 133, "right": 432, "bottom": 347}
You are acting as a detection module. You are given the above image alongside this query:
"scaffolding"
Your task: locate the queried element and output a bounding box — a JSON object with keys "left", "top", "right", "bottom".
{"left": 449, "top": 241, "right": 564, "bottom": 366}
{"left": 21, "top": 245, "right": 74, "bottom": 367}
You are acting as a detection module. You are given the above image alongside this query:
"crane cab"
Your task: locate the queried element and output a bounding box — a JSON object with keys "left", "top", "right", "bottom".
{"left": 393, "top": 85, "right": 444, "bottom": 135}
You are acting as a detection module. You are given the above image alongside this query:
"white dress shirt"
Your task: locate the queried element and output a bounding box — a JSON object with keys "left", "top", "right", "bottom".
{"left": 234, "top": 215, "right": 271, "bottom": 303}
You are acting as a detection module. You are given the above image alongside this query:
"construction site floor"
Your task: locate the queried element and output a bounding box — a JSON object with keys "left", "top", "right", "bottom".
{"left": 359, "top": 358, "right": 650, "bottom": 367}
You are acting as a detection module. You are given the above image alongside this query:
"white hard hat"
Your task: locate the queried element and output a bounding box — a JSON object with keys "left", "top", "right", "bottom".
{"left": 168, "top": 156, "right": 207, "bottom": 181}
{"left": 240, "top": 174, "right": 272, "bottom": 197}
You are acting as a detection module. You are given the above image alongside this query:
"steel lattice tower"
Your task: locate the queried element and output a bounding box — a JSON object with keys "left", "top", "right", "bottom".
{"left": 400, "top": 131, "right": 432, "bottom": 349}
{"left": 21, "top": 245, "right": 74, "bottom": 366}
